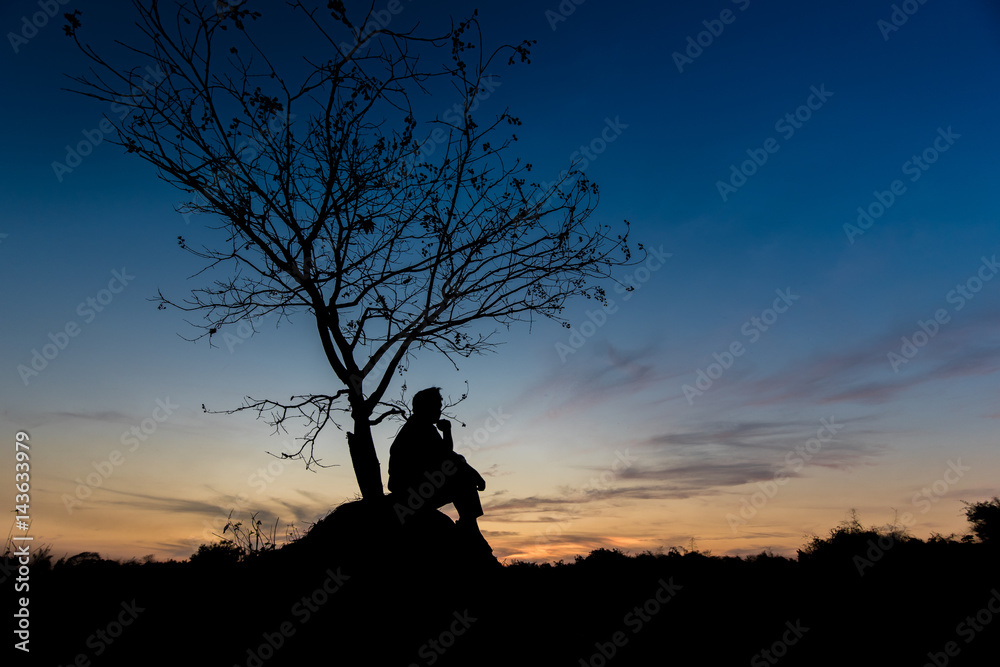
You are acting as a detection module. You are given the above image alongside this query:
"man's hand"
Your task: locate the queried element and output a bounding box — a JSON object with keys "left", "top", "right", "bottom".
{"left": 475, "top": 472, "right": 486, "bottom": 492}
{"left": 436, "top": 419, "right": 451, "bottom": 432}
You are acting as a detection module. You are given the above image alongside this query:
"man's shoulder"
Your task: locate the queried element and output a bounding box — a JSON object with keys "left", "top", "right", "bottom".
{"left": 392, "top": 418, "right": 438, "bottom": 445}
{"left": 398, "top": 417, "right": 429, "bottom": 435}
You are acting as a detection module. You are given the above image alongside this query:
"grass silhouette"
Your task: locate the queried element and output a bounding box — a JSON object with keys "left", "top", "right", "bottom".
{"left": 8, "top": 500, "right": 999, "bottom": 666}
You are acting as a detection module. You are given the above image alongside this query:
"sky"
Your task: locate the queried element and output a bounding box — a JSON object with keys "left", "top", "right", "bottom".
{"left": 1, "top": 0, "right": 999, "bottom": 564}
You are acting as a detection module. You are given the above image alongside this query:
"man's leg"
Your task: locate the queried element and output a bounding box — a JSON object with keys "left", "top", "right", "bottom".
{"left": 430, "top": 472, "right": 484, "bottom": 534}
{"left": 452, "top": 485, "right": 484, "bottom": 523}
{"left": 428, "top": 478, "right": 496, "bottom": 561}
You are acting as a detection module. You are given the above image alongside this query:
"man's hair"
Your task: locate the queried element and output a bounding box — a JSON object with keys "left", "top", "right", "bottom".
{"left": 412, "top": 387, "right": 443, "bottom": 415}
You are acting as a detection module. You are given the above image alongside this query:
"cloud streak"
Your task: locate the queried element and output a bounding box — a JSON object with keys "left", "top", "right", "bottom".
{"left": 485, "top": 415, "right": 886, "bottom": 527}
{"left": 741, "top": 308, "right": 1000, "bottom": 407}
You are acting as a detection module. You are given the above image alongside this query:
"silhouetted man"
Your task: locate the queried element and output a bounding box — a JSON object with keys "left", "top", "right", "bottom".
{"left": 388, "top": 387, "right": 487, "bottom": 538}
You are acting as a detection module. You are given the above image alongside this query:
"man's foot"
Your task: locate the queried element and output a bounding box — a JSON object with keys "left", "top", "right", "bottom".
{"left": 456, "top": 521, "right": 501, "bottom": 569}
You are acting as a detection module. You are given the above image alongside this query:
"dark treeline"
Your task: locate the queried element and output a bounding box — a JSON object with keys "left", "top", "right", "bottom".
{"left": 7, "top": 498, "right": 999, "bottom": 666}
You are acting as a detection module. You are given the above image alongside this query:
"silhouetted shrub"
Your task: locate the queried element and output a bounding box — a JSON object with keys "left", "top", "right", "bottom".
{"left": 576, "top": 547, "right": 630, "bottom": 566}
{"left": 963, "top": 496, "right": 1000, "bottom": 543}
{"left": 60, "top": 550, "right": 103, "bottom": 565}
{"left": 189, "top": 541, "right": 244, "bottom": 567}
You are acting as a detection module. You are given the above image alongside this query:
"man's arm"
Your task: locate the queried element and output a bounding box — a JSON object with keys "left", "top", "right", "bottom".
{"left": 436, "top": 419, "right": 454, "bottom": 452}
{"left": 437, "top": 420, "right": 486, "bottom": 492}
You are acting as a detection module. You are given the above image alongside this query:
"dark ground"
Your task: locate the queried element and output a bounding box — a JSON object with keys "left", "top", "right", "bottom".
{"left": 8, "top": 500, "right": 999, "bottom": 666}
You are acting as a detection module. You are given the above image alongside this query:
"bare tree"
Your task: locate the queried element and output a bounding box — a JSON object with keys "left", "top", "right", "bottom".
{"left": 63, "top": 1, "right": 641, "bottom": 501}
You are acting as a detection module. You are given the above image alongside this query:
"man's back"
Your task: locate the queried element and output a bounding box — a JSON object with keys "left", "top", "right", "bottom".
{"left": 387, "top": 417, "right": 449, "bottom": 494}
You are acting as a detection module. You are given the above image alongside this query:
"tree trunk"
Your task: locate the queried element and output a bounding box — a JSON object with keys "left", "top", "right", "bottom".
{"left": 348, "top": 416, "right": 384, "bottom": 501}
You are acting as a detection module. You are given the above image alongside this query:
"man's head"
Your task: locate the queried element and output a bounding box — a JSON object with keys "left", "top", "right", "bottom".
{"left": 411, "top": 387, "right": 443, "bottom": 423}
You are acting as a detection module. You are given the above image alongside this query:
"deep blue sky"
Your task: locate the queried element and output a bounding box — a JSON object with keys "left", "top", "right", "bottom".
{"left": 2, "top": 0, "right": 999, "bottom": 561}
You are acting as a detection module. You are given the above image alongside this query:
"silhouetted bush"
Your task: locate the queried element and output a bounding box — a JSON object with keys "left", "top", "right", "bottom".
{"left": 188, "top": 541, "right": 244, "bottom": 567}
{"left": 963, "top": 496, "right": 1000, "bottom": 543}
{"left": 22, "top": 499, "right": 1000, "bottom": 666}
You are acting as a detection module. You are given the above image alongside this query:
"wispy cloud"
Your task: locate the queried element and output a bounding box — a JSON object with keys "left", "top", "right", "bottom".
{"left": 485, "top": 416, "right": 885, "bottom": 525}
{"left": 512, "top": 339, "right": 677, "bottom": 424}
{"left": 741, "top": 308, "right": 1000, "bottom": 407}
{"left": 95, "top": 487, "right": 228, "bottom": 516}
{"left": 79, "top": 486, "right": 334, "bottom": 530}
{"left": 47, "top": 410, "right": 135, "bottom": 424}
